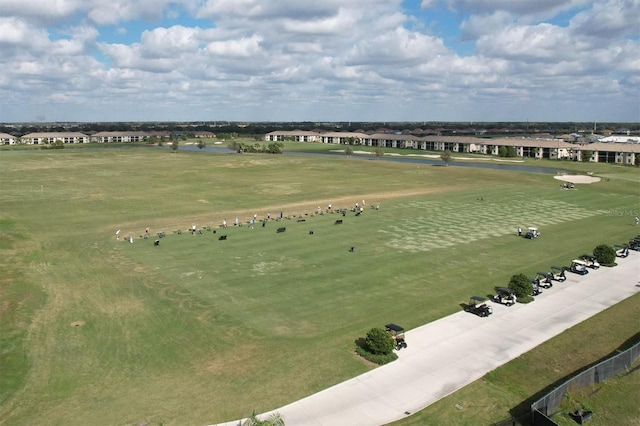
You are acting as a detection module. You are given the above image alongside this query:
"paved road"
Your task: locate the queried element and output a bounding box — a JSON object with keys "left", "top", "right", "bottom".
{"left": 215, "top": 253, "right": 639, "bottom": 426}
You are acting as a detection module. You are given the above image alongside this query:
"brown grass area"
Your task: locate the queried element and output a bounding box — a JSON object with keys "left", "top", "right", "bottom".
{"left": 109, "top": 185, "right": 465, "bottom": 238}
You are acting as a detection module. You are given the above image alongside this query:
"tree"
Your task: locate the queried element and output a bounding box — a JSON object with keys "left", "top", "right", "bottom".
{"left": 634, "top": 153, "right": 640, "bottom": 167}
{"left": 508, "top": 273, "right": 532, "bottom": 299}
{"left": 440, "top": 150, "right": 453, "bottom": 166}
{"left": 375, "top": 146, "right": 384, "bottom": 159}
{"left": 364, "top": 327, "right": 395, "bottom": 355}
{"left": 581, "top": 150, "right": 592, "bottom": 163}
{"left": 171, "top": 139, "right": 179, "bottom": 153}
{"left": 345, "top": 145, "right": 354, "bottom": 158}
{"left": 267, "top": 142, "right": 284, "bottom": 154}
{"left": 593, "top": 244, "right": 615, "bottom": 265}
{"left": 242, "top": 411, "right": 284, "bottom": 426}
{"left": 197, "top": 140, "right": 206, "bottom": 149}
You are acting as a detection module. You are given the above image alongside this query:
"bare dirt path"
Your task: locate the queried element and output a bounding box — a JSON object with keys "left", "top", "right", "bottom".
{"left": 110, "top": 185, "right": 464, "bottom": 237}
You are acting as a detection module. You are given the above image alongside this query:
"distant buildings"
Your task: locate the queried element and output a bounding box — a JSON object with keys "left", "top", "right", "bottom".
{"left": 265, "top": 130, "right": 640, "bottom": 165}
{"left": 2, "top": 128, "right": 638, "bottom": 166}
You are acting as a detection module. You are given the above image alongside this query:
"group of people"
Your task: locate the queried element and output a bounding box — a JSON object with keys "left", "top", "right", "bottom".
{"left": 116, "top": 200, "right": 380, "bottom": 242}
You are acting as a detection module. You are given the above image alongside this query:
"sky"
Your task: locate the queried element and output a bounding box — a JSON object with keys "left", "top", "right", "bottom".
{"left": 0, "top": 0, "right": 638, "bottom": 123}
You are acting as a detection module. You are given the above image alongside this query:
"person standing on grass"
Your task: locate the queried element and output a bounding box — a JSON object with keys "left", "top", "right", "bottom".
{"left": 250, "top": 219, "right": 254, "bottom": 229}
{"left": 116, "top": 229, "right": 120, "bottom": 240}
{"left": 635, "top": 216, "right": 639, "bottom": 226}
{"left": 222, "top": 219, "right": 227, "bottom": 228}
{"left": 518, "top": 227, "right": 522, "bottom": 237}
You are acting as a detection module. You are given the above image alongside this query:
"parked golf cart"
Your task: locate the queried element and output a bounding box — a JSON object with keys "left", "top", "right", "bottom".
{"left": 569, "top": 259, "right": 589, "bottom": 275}
{"left": 465, "top": 296, "right": 493, "bottom": 317}
{"left": 550, "top": 266, "right": 567, "bottom": 282}
{"left": 535, "top": 272, "right": 553, "bottom": 289}
{"left": 615, "top": 244, "right": 629, "bottom": 258}
{"left": 492, "top": 287, "right": 516, "bottom": 306}
{"left": 628, "top": 238, "right": 640, "bottom": 251}
{"left": 385, "top": 323, "right": 407, "bottom": 350}
{"left": 580, "top": 254, "right": 600, "bottom": 269}
{"left": 524, "top": 227, "right": 540, "bottom": 239}
{"left": 531, "top": 278, "right": 543, "bottom": 296}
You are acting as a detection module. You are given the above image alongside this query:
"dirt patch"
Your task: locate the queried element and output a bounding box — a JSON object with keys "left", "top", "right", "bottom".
{"left": 109, "top": 186, "right": 463, "bottom": 237}
{"left": 70, "top": 321, "right": 85, "bottom": 328}
{"left": 554, "top": 175, "right": 601, "bottom": 184}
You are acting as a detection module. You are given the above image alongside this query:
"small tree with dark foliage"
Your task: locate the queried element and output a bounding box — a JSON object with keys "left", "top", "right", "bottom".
{"left": 365, "top": 327, "right": 395, "bottom": 355}
{"left": 593, "top": 244, "right": 616, "bottom": 265}
{"left": 508, "top": 273, "right": 533, "bottom": 299}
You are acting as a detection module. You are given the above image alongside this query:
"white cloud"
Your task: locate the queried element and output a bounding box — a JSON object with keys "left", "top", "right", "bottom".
{"left": 442, "top": 0, "right": 591, "bottom": 17}
{"left": 0, "top": 0, "right": 638, "bottom": 122}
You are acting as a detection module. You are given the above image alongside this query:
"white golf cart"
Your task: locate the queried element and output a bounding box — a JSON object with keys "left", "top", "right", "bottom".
{"left": 569, "top": 259, "right": 589, "bottom": 275}
{"left": 525, "top": 227, "right": 540, "bottom": 239}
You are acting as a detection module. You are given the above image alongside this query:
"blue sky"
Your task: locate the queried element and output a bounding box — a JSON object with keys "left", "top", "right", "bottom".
{"left": 0, "top": 0, "right": 638, "bottom": 122}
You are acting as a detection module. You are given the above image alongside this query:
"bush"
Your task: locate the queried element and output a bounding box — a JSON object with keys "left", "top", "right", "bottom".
{"left": 593, "top": 244, "right": 616, "bottom": 265}
{"left": 355, "top": 346, "right": 398, "bottom": 365}
{"left": 508, "top": 273, "right": 533, "bottom": 299}
{"left": 364, "top": 327, "right": 395, "bottom": 355}
{"left": 517, "top": 295, "right": 535, "bottom": 304}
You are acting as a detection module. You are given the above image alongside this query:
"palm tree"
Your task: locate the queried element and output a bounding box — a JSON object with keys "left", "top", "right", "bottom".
{"left": 242, "top": 411, "right": 284, "bottom": 426}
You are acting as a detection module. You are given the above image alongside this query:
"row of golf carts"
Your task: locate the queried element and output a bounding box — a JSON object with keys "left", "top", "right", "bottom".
{"left": 465, "top": 239, "right": 638, "bottom": 318}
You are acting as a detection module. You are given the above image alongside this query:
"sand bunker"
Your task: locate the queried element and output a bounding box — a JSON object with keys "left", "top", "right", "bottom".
{"left": 554, "top": 175, "right": 601, "bottom": 184}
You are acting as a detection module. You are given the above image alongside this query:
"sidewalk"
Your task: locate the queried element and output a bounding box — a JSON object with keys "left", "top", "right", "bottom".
{"left": 215, "top": 253, "right": 639, "bottom": 426}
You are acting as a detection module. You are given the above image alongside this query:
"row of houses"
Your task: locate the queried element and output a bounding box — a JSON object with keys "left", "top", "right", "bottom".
{"left": 2, "top": 130, "right": 638, "bottom": 165}
{"left": 264, "top": 131, "right": 640, "bottom": 165}
{"left": 0, "top": 130, "right": 218, "bottom": 145}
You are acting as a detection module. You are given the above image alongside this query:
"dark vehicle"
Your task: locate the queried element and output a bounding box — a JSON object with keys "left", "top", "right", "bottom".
{"left": 531, "top": 278, "right": 543, "bottom": 296}
{"left": 569, "top": 259, "right": 589, "bottom": 275}
{"left": 580, "top": 254, "right": 600, "bottom": 269}
{"left": 628, "top": 238, "right": 640, "bottom": 251}
{"left": 524, "top": 226, "right": 539, "bottom": 239}
{"left": 615, "top": 244, "right": 629, "bottom": 258}
{"left": 550, "top": 266, "right": 567, "bottom": 282}
{"left": 465, "top": 296, "right": 493, "bottom": 317}
{"left": 492, "top": 287, "right": 516, "bottom": 306}
{"left": 385, "top": 323, "right": 407, "bottom": 350}
{"left": 536, "top": 272, "right": 554, "bottom": 289}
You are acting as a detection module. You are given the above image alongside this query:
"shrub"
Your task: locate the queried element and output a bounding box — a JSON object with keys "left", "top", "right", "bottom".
{"left": 355, "top": 346, "right": 398, "bottom": 365}
{"left": 517, "top": 295, "right": 535, "bottom": 304}
{"left": 364, "top": 327, "right": 395, "bottom": 355}
{"left": 593, "top": 244, "right": 616, "bottom": 265}
{"left": 508, "top": 273, "right": 533, "bottom": 299}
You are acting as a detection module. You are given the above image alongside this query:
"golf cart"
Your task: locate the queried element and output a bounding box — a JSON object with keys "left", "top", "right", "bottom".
{"left": 535, "top": 272, "right": 553, "bottom": 289}
{"left": 531, "top": 278, "right": 543, "bottom": 296}
{"left": 492, "top": 287, "right": 516, "bottom": 306}
{"left": 580, "top": 254, "right": 600, "bottom": 269}
{"left": 385, "top": 323, "right": 408, "bottom": 350}
{"left": 524, "top": 227, "right": 540, "bottom": 239}
{"left": 550, "top": 266, "right": 567, "bottom": 282}
{"left": 465, "top": 296, "right": 493, "bottom": 317}
{"left": 615, "top": 244, "right": 629, "bottom": 258}
{"left": 628, "top": 238, "right": 640, "bottom": 251}
{"left": 569, "top": 259, "right": 589, "bottom": 275}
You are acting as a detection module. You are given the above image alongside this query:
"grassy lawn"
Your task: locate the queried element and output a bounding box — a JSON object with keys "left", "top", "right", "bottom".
{"left": 0, "top": 147, "right": 638, "bottom": 425}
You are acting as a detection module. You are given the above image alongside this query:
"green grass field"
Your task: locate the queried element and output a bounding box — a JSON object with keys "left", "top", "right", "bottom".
{"left": 0, "top": 147, "right": 638, "bottom": 425}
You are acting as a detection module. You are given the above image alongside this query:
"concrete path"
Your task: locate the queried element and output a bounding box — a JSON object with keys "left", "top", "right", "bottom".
{"left": 215, "top": 253, "right": 639, "bottom": 426}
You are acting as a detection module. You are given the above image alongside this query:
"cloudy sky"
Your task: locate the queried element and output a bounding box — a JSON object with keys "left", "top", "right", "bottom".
{"left": 0, "top": 0, "right": 638, "bottom": 123}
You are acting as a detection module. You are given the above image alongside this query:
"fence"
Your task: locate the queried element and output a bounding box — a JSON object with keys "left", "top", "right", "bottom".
{"left": 530, "top": 341, "right": 640, "bottom": 418}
